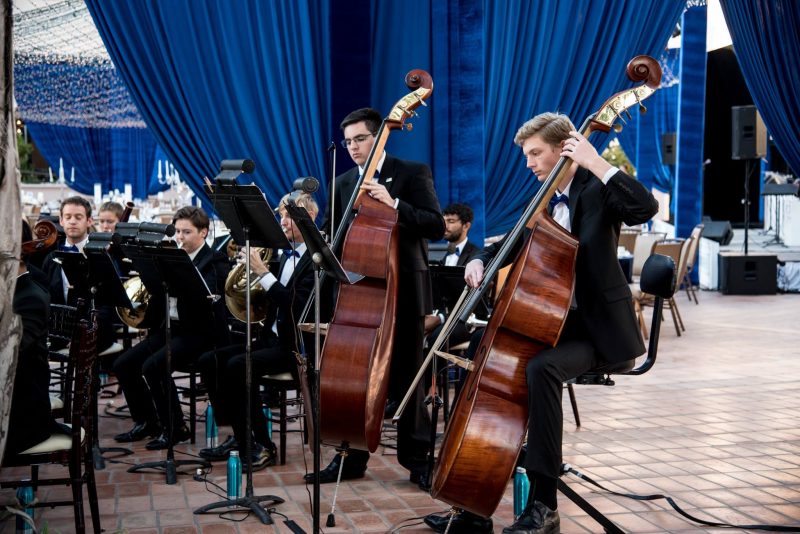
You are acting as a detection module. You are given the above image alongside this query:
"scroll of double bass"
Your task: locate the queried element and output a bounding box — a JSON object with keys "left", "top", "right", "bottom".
{"left": 396, "top": 56, "right": 661, "bottom": 517}
{"left": 318, "top": 70, "right": 433, "bottom": 452}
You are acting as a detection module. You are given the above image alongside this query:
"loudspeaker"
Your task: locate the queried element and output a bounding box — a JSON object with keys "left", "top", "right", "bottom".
{"left": 731, "top": 105, "right": 767, "bottom": 160}
{"left": 702, "top": 220, "right": 733, "bottom": 246}
{"left": 719, "top": 253, "right": 777, "bottom": 295}
{"left": 661, "top": 132, "right": 676, "bottom": 165}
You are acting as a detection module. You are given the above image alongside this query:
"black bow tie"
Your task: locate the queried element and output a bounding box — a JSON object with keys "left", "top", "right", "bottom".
{"left": 282, "top": 249, "right": 300, "bottom": 258}
{"left": 446, "top": 243, "right": 461, "bottom": 256}
{"left": 549, "top": 192, "right": 569, "bottom": 210}
{"left": 61, "top": 244, "right": 79, "bottom": 253}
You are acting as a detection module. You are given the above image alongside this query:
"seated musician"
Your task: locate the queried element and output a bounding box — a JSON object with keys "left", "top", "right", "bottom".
{"left": 196, "top": 192, "right": 316, "bottom": 469}
{"left": 424, "top": 202, "right": 486, "bottom": 348}
{"left": 113, "top": 206, "right": 230, "bottom": 449}
{"left": 310, "top": 107, "right": 445, "bottom": 487}
{"left": 424, "top": 112, "right": 657, "bottom": 534}
{"left": 96, "top": 201, "right": 124, "bottom": 232}
{"left": 6, "top": 221, "right": 68, "bottom": 457}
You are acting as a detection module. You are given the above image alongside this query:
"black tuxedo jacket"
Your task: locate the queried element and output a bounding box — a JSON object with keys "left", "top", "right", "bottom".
{"left": 324, "top": 154, "right": 445, "bottom": 315}
{"left": 173, "top": 243, "right": 232, "bottom": 346}
{"left": 262, "top": 249, "right": 315, "bottom": 355}
{"left": 42, "top": 248, "right": 76, "bottom": 306}
{"left": 457, "top": 241, "right": 481, "bottom": 267}
{"left": 8, "top": 272, "right": 61, "bottom": 455}
{"left": 476, "top": 168, "right": 658, "bottom": 363}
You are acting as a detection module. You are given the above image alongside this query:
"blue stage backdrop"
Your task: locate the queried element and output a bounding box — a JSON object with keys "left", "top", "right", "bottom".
{"left": 720, "top": 0, "right": 800, "bottom": 177}
{"left": 86, "top": 0, "right": 684, "bottom": 239}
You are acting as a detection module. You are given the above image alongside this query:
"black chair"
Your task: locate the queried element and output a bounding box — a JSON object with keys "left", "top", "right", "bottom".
{"left": 259, "top": 372, "right": 306, "bottom": 465}
{"left": 559, "top": 253, "right": 677, "bottom": 533}
{"left": 2, "top": 313, "right": 101, "bottom": 534}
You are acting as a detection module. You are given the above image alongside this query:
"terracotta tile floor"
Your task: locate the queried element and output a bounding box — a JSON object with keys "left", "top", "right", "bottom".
{"left": 2, "top": 289, "right": 799, "bottom": 533}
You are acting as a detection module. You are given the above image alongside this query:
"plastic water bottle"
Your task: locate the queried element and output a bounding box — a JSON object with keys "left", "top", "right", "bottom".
{"left": 263, "top": 407, "right": 273, "bottom": 440}
{"left": 227, "top": 450, "right": 242, "bottom": 501}
{"left": 98, "top": 371, "right": 109, "bottom": 386}
{"left": 205, "top": 404, "right": 218, "bottom": 447}
{"left": 513, "top": 467, "right": 530, "bottom": 517}
{"left": 16, "top": 486, "right": 34, "bottom": 532}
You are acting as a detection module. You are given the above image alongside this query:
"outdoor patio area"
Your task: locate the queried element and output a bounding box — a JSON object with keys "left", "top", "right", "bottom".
{"left": 2, "top": 289, "right": 799, "bottom": 533}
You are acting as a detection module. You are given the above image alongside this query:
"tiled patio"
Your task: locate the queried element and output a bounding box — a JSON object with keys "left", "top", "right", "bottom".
{"left": 3, "top": 289, "right": 800, "bottom": 533}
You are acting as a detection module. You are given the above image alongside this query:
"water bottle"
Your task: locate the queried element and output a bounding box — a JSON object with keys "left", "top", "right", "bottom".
{"left": 205, "top": 404, "right": 218, "bottom": 447}
{"left": 513, "top": 467, "right": 530, "bottom": 517}
{"left": 263, "top": 406, "right": 273, "bottom": 440}
{"left": 16, "top": 486, "right": 34, "bottom": 533}
{"left": 227, "top": 450, "right": 242, "bottom": 501}
{"left": 99, "top": 371, "right": 109, "bottom": 386}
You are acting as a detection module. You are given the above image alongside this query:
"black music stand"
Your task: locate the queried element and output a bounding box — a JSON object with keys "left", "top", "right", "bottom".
{"left": 122, "top": 243, "right": 211, "bottom": 484}
{"left": 761, "top": 183, "right": 797, "bottom": 247}
{"left": 193, "top": 180, "right": 287, "bottom": 524}
{"left": 82, "top": 241, "right": 136, "bottom": 468}
{"left": 285, "top": 200, "right": 360, "bottom": 533}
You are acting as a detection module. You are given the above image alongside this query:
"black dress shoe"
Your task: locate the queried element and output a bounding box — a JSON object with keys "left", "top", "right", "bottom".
{"left": 249, "top": 442, "right": 277, "bottom": 471}
{"left": 424, "top": 510, "right": 493, "bottom": 534}
{"left": 409, "top": 468, "right": 430, "bottom": 491}
{"left": 114, "top": 421, "right": 161, "bottom": 443}
{"left": 303, "top": 454, "right": 366, "bottom": 483}
{"left": 145, "top": 425, "right": 192, "bottom": 450}
{"left": 199, "top": 435, "right": 237, "bottom": 461}
{"left": 502, "top": 500, "right": 560, "bottom": 534}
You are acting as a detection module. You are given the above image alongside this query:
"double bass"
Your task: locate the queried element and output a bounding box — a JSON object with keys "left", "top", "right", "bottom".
{"left": 425, "top": 56, "right": 662, "bottom": 517}
{"left": 319, "top": 70, "right": 433, "bottom": 452}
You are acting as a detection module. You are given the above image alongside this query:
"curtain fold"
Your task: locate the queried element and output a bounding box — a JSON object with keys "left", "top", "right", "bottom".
{"left": 483, "top": 0, "right": 685, "bottom": 234}
{"left": 25, "top": 122, "right": 166, "bottom": 198}
{"left": 85, "top": 0, "right": 333, "bottom": 216}
{"left": 719, "top": 0, "right": 800, "bottom": 177}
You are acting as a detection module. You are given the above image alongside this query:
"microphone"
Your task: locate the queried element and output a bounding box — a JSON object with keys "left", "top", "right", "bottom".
{"left": 293, "top": 176, "right": 319, "bottom": 193}
{"left": 220, "top": 159, "right": 256, "bottom": 174}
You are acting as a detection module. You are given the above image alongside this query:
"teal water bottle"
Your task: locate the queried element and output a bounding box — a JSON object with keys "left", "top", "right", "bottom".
{"left": 263, "top": 406, "right": 273, "bottom": 440}
{"left": 227, "top": 450, "right": 242, "bottom": 500}
{"left": 16, "top": 486, "right": 35, "bottom": 532}
{"left": 205, "top": 404, "right": 218, "bottom": 447}
{"left": 513, "top": 467, "right": 529, "bottom": 517}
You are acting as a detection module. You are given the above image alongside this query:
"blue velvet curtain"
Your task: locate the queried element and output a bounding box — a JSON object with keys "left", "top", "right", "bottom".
{"left": 85, "top": 0, "right": 333, "bottom": 217}
{"left": 615, "top": 49, "right": 679, "bottom": 195}
{"left": 720, "top": 0, "right": 800, "bottom": 177}
{"left": 86, "top": 0, "right": 683, "bottom": 234}
{"left": 24, "top": 122, "right": 166, "bottom": 198}
{"left": 481, "top": 0, "right": 685, "bottom": 234}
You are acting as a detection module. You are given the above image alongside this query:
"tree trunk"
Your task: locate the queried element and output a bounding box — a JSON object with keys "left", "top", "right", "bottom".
{"left": 0, "top": 0, "right": 23, "bottom": 464}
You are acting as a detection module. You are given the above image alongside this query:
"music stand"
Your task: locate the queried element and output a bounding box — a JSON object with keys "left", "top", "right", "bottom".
{"left": 122, "top": 243, "right": 211, "bottom": 484}
{"left": 761, "top": 183, "right": 796, "bottom": 247}
{"left": 82, "top": 240, "right": 136, "bottom": 468}
{"left": 284, "top": 200, "right": 360, "bottom": 534}
{"left": 193, "top": 180, "right": 288, "bottom": 524}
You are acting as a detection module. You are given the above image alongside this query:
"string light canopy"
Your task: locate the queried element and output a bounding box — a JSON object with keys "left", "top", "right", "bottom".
{"left": 13, "top": 0, "right": 147, "bottom": 128}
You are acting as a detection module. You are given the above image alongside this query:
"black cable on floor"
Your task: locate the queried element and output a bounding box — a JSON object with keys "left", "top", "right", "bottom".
{"left": 562, "top": 464, "right": 800, "bottom": 532}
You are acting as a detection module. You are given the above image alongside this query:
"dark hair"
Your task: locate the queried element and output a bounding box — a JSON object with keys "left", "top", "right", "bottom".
{"left": 60, "top": 196, "right": 92, "bottom": 218}
{"left": 98, "top": 201, "right": 124, "bottom": 219}
{"left": 173, "top": 206, "right": 210, "bottom": 231}
{"left": 340, "top": 107, "right": 382, "bottom": 134}
{"left": 443, "top": 203, "right": 474, "bottom": 225}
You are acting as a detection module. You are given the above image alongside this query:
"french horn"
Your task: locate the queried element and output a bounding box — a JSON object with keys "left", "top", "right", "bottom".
{"left": 225, "top": 247, "right": 273, "bottom": 323}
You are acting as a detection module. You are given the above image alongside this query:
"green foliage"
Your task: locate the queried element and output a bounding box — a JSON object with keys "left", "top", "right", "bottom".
{"left": 601, "top": 138, "right": 635, "bottom": 177}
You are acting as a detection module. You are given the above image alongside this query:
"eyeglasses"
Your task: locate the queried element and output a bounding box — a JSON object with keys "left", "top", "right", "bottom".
{"left": 340, "top": 134, "right": 373, "bottom": 148}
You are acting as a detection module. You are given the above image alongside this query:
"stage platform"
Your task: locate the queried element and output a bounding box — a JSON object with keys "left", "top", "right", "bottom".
{"left": 699, "top": 227, "right": 800, "bottom": 292}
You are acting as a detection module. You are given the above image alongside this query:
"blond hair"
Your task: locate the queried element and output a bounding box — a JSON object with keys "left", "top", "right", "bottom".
{"left": 514, "top": 112, "right": 575, "bottom": 147}
{"left": 279, "top": 192, "right": 319, "bottom": 218}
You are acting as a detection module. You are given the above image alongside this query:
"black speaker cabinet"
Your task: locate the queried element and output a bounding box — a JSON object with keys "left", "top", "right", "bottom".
{"left": 731, "top": 105, "right": 767, "bottom": 160}
{"left": 661, "top": 132, "right": 676, "bottom": 165}
{"left": 719, "top": 252, "right": 777, "bottom": 295}
{"left": 702, "top": 220, "right": 734, "bottom": 245}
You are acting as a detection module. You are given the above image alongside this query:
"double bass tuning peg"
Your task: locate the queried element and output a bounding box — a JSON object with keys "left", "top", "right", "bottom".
{"left": 613, "top": 123, "right": 623, "bottom": 133}
{"left": 405, "top": 123, "right": 414, "bottom": 132}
